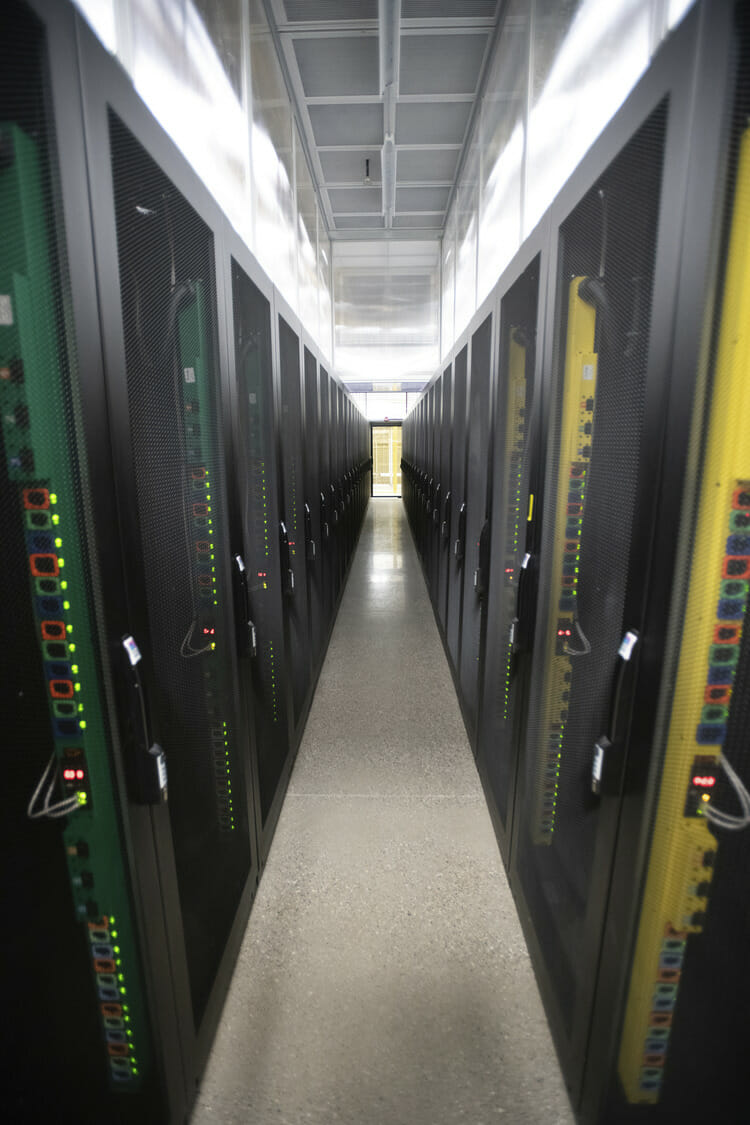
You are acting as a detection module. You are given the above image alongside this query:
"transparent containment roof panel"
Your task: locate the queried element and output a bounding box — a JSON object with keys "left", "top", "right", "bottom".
{"left": 310, "top": 103, "right": 384, "bottom": 147}
{"left": 399, "top": 34, "right": 489, "bottom": 96}
{"left": 293, "top": 36, "right": 379, "bottom": 97}
{"left": 283, "top": 0, "right": 378, "bottom": 20}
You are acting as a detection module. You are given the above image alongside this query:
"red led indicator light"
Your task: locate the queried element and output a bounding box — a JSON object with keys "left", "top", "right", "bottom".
{"left": 257, "top": 571, "right": 267, "bottom": 578}
{"left": 201, "top": 627, "right": 216, "bottom": 636}
{"left": 692, "top": 775, "right": 716, "bottom": 788}
{"left": 557, "top": 628, "right": 572, "bottom": 637}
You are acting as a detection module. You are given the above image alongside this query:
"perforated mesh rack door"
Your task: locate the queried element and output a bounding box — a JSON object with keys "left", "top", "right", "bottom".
{"left": 303, "top": 347, "right": 324, "bottom": 671}
{"left": 0, "top": 4, "right": 157, "bottom": 1113}
{"left": 109, "top": 116, "right": 251, "bottom": 1028}
{"left": 278, "top": 316, "right": 312, "bottom": 729}
{"left": 459, "top": 314, "right": 493, "bottom": 738}
{"left": 446, "top": 345, "right": 468, "bottom": 671}
{"left": 478, "top": 258, "right": 540, "bottom": 858}
{"left": 231, "top": 261, "right": 290, "bottom": 827}
{"left": 512, "top": 104, "right": 667, "bottom": 1062}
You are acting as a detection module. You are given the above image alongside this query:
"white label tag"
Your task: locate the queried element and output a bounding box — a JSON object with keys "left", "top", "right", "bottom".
{"left": 183, "top": 367, "right": 196, "bottom": 384}
{"left": 0, "top": 295, "right": 13, "bottom": 326}
{"left": 592, "top": 744, "right": 604, "bottom": 782}
{"left": 156, "top": 751, "right": 168, "bottom": 790}
{"left": 249, "top": 392, "right": 257, "bottom": 404}
{"left": 122, "top": 635, "right": 142, "bottom": 666}
{"left": 618, "top": 630, "right": 639, "bottom": 662}
{"left": 582, "top": 363, "right": 594, "bottom": 381}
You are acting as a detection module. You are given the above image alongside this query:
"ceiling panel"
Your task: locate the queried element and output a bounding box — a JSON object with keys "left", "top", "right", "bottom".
{"left": 396, "top": 101, "right": 472, "bottom": 145}
{"left": 328, "top": 186, "right": 383, "bottom": 213}
{"left": 392, "top": 214, "right": 444, "bottom": 228}
{"left": 283, "top": 0, "right": 378, "bottom": 20}
{"left": 320, "top": 150, "right": 382, "bottom": 183}
{"left": 396, "top": 148, "right": 459, "bottom": 182}
{"left": 334, "top": 215, "right": 385, "bottom": 228}
{"left": 399, "top": 34, "right": 489, "bottom": 96}
{"left": 396, "top": 185, "right": 450, "bottom": 211}
{"left": 401, "top": 0, "right": 497, "bottom": 16}
{"left": 309, "top": 103, "right": 383, "bottom": 146}
{"left": 293, "top": 36, "right": 379, "bottom": 97}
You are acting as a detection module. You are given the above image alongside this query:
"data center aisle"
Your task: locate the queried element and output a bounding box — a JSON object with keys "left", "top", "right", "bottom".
{"left": 192, "top": 499, "right": 574, "bottom": 1125}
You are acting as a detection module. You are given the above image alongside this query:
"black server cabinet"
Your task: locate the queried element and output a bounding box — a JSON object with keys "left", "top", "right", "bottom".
{"left": 429, "top": 374, "right": 443, "bottom": 607}
{"left": 303, "top": 346, "right": 325, "bottom": 672}
{"left": 476, "top": 245, "right": 545, "bottom": 866}
{"left": 319, "top": 366, "right": 334, "bottom": 628}
{"left": 445, "top": 344, "right": 468, "bottom": 672}
{"left": 506, "top": 7, "right": 728, "bottom": 1111}
{"left": 458, "top": 312, "right": 494, "bottom": 742}
{"left": 511, "top": 102, "right": 668, "bottom": 1100}
{"left": 1, "top": 3, "right": 178, "bottom": 1118}
{"left": 226, "top": 249, "right": 291, "bottom": 857}
{"left": 78, "top": 13, "right": 261, "bottom": 1090}
{"left": 582, "top": 5, "right": 749, "bottom": 1121}
{"left": 276, "top": 313, "right": 312, "bottom": 739}
{"left": 328, "top": 371, "right": 341, "bottom": 601}
{"left": 437, "top": 364, "right": 453, "bottom": 631}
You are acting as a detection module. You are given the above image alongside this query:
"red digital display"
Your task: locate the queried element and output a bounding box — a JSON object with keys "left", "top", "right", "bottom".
{"left": 62, "top": 767, "right": 85, "bottom": 781}
{"left": 201, "top": 627, "right": 216, "bottom": 636}
{"left": 692, "top": 775, "right": 716, "bottom": 788}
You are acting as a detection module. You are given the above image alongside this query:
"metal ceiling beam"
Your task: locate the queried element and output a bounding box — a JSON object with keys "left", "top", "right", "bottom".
{"left": 379, "top": 0, "right": 400, "bottom": 228}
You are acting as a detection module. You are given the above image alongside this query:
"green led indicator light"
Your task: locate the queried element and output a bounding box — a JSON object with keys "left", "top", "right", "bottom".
{"left": 50, "top": 493, "right": 57, "bottom": 504}
{"left": 54, "top": 537, "right": 62, "bottom": 548}
{"left": 79, "top": 720, "right": 87, "bottom": 730}
{"left": 61, "top": 580, "right": 68, "bottom": 590}
{"left": 58, "top": 557, "right": 65, "bottom": 568}
{"left": 71, "top": 664, "right": 79, "bottom": 674}
{"left": 63, "top": 600, "right": 71, "bottom": 610}
{"left": 52, "top": 514, "right": 60, "bottom": 525}
{"left": 74, "top": 683, "right": 81, "bottom": 693}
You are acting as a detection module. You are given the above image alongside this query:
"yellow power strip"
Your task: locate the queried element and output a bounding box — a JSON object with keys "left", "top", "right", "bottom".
{"left": 618, "top": 126, "right": 750, "bottom": 1104}
{"left": 533, "top": 278, "right": 598, "bottom": 844}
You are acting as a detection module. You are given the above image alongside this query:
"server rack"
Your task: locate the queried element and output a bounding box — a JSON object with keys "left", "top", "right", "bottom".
{"left": 437, "top": 364, "right": 454, "bottom": 631}
{"left": 476, "top": 236, "right": 547, "bottom": 867}
{"left": 445, "top": 344, "right": 469, "bottom": 672}
{"left": 303, "top": 346, "right": 325, "bottom": 674}
{"left": 428, "top": 373, "right": 443, "bottom": 608}
{"left": 318, "top": 366, "right": 335, "bottom": 629}
{"left": 224, "top": 241, "right": 291, "bottom": 861}
{"left": 78, "top": 19, "right": 267, "bottom": 1093}
{"left": 457, "top": 309, "right": 495, "bottom": 743}
{"left": 1, "top": 3, "right": 179, "bottom": 1118}
{"left": 276, "top": 309, "right": 313, "bottom": 743}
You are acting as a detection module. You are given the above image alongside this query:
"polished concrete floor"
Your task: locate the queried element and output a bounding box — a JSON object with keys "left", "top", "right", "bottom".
{"left": 192, "top": 499, "right": 575, "bottom": 1125}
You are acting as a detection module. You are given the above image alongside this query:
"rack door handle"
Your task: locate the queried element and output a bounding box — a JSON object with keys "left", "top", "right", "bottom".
{"left": 304, "top": 503, "right": 316, "bottom": 561}
{"left": 234, "top": 554, "right": 257, "bottom": 658}
{"left": 121, "top": 635, "right": 167, "bottom": 805}
{"left": 454, "top": 501, "right": 466, "bottom": 561}
{"left": 591, "top": 630, "right": 640, "bottom": 796}
{"left": 279, "top": 521, "right": 295, "bottom": 596}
